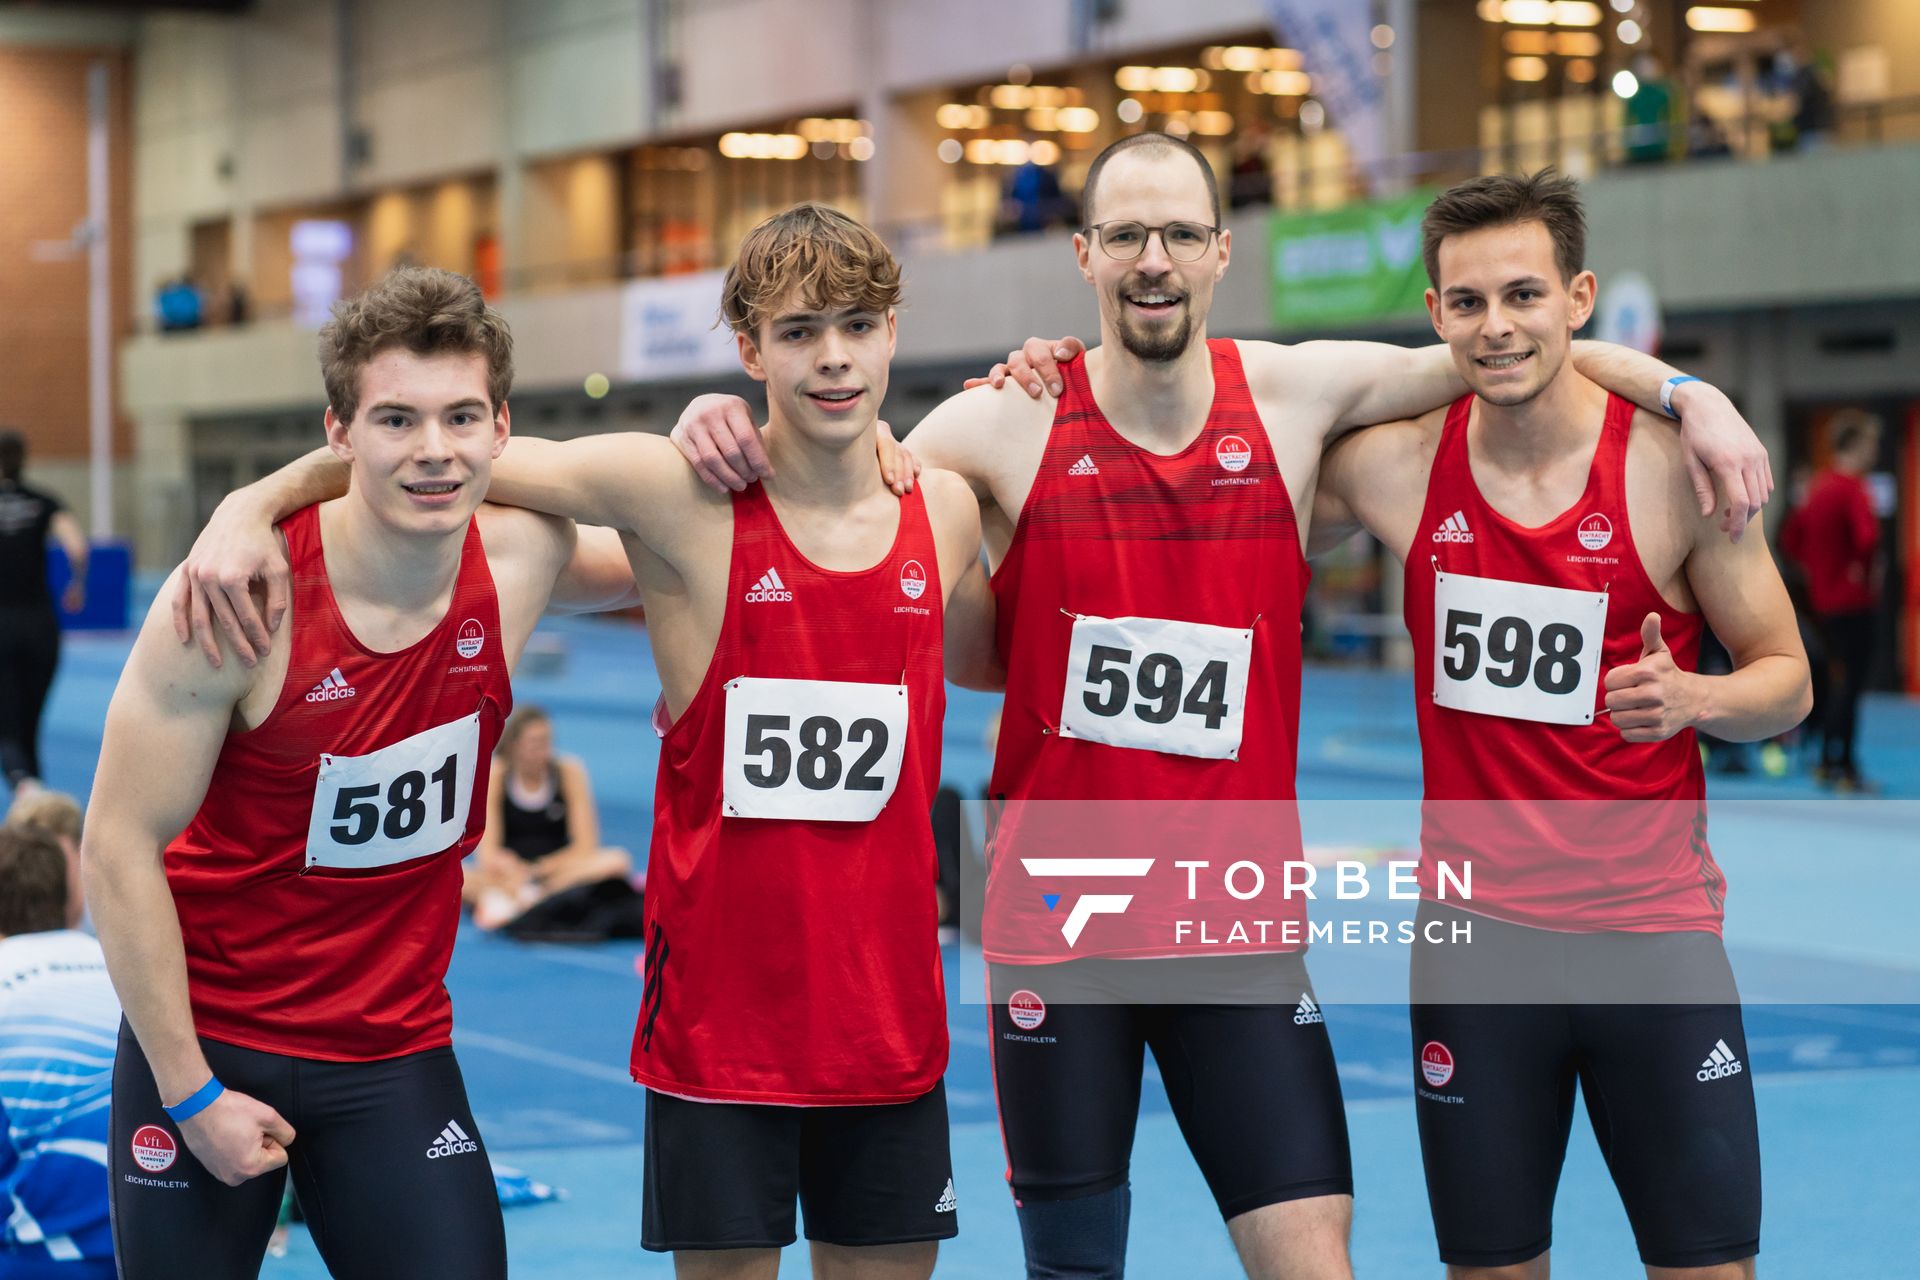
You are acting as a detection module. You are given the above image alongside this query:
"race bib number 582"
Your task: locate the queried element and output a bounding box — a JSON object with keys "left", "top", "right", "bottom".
{"left": 722, "top": 677, "right": 910, "bottom": 822}
{"left": 1432, "top": 569, "right": 1606, "bottom": 725}
{"left": 305, "top": 713, "right": 481, "bottom": 870}
{"left": 1057, "top": 613, "right": 1254, "bottom": 760}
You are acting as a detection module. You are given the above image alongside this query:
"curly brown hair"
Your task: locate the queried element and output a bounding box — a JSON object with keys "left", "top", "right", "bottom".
{"left": 720, "top": 203, "right": 903, "bottom": 339}
{"left": 319, "top": 267, "right": 514, "bottom": 423}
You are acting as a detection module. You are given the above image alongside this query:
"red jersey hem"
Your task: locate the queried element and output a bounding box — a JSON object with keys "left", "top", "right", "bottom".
{"left": 629, "top": 1066, "right": 943, "bottom": 1107}
{"left": 193, "top": 1022, "right": 453, "bottom": 1063}
{"left": 1425, "top": 898, "right": 1724, "bottom": 938}
{"left": 982, "top": 942, "right": 1306, "bottom": 964}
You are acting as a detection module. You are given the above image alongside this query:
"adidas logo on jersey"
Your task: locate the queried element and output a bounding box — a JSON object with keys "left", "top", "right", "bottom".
{"left": 425, "top": 1119, "right": 479, "bottom": 1159}
{"left": 1068, "top": 454, "right": 1100, "bottom": 476}
{"left": 305, "top": 667, "right": 357, "bottom": 703}
{"left": 1293, "top": 993, "right": 1324, "bottom": 1025}
{"left": 744, "top": 568, "right": 794, "bottom": 603}
{"left": 1696, "top": 1039, "right": 1744, "bottom": 1082}
{"left": 1431, "top": 511, "right": 1474, "bottom": 543}
{"left": 934, "top": 1178, "right": 957, "bottom": 1213}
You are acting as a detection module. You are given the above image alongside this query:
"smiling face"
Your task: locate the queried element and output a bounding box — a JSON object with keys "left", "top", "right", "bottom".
{"left": 325, "top": 346, "right": 508, "bottom": 537}
{"left": 737, "top": 287, "right": 897, "bottom": 449}
{"left": 1426, "top": 219, "right": 1596, "bottom": 408}
{"left": 1075, "top": 148, "right": 1229, "bottom": 364}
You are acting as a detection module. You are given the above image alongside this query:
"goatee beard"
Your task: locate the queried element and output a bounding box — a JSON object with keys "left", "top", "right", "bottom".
{"left": 1116, "top": 312, "right": 1193, "bottom": 363}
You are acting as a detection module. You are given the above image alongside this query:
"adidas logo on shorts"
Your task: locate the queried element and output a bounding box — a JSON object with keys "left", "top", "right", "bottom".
{"left": 1696, "top": 1039, "right": 1744, "bottom": 1082}
{"left": 1431, "top": 511, "right": 1474, "bottom": 543}
{"left": 744, "top": 568, "right": 794, "bottom": 603}
{"left": 1293, "top": 993, "right": 1324, "bottom": 1025}
{"left": 934, "top": 1178, "right": 957, "bottom": 1213}
{"left": 1068, "top": 454, "right": 1100, "bottom": 476}
{"left": 305, "top": 667, "right": 356, "bottom": 703}
{"left": 425, "top": 1119, "right": 479, "bottom": 1159}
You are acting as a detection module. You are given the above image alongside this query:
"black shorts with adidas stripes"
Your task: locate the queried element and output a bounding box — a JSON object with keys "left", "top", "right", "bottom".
{"left": 641, "top": 1080, "right": 958, "bottom": 1251}
{"left": 1409, "top": 902, "right": 1760, "bottom": 1270}
{"left": 109, "top": 1021, "right": 504, "bottom": 1280}
{"left": 987, "top": 955, "right": 1353, "bottom": 1220}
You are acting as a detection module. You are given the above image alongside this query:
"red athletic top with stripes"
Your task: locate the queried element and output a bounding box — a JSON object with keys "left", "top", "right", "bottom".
{"left": 633, "top": 483, "right": 947, "bottom": 1105}
{"left": 985, "top": 341, "right": 1312, "bottom": 961}
{"left": 1405, "top": 393, "right": 1723, "bottom": 934}
{"left": 167, "top": 503, "right": 512, "bottom": 1059}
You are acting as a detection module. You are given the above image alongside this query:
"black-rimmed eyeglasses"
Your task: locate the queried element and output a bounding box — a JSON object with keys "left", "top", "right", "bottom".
{"left": 1083, "top": 220, "right": 1221, "bottom": 263}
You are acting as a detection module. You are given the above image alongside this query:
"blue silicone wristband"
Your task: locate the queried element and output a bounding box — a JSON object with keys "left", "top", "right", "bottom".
{"left": 1660, "top": 374, "right": 1702, "bottom": 418}
{"left": 163, "top": 1076, "right": 225, "bottom": 1123}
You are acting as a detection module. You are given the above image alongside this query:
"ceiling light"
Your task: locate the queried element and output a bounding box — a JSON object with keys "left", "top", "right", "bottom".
{"left": 1687, "top": 6, "right": 1759, "bottom": 32}
{"left": 1507, "top": 56, "right": 1550, "bottom": 81}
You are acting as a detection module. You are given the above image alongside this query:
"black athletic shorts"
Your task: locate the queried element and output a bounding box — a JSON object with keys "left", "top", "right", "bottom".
{"left": 641, "top": 1081, "right": 958, "bottom": 1252}
{"left": 1409, "top": 903, "right": 1761, "bottom": 1270}
{"left": 109, "top": 1021, "right": 505, "bottom": 1280}
{"left": 987, "top": 955, "right": 1353, "bottom": 1220}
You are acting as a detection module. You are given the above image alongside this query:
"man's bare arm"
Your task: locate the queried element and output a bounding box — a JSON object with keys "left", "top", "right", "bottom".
{"left": 1603, "top": 509, "right": 1810, "bottom": 744}
{"left": 172, "top": 447, "right": 347, "bottom": 665}
{"left": 49, "top": 509, "right": 88, "bottom": 613}
{"left": 83, "top": 576, "right": 299, "bottom": 1185}
{"left": 547, "top": 524, "right": 644, "bottom": 615}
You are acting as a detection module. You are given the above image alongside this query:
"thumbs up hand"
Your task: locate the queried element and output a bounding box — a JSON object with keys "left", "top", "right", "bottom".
{"left": 1603, "top": 612, "right": 1702, "bottom": 742}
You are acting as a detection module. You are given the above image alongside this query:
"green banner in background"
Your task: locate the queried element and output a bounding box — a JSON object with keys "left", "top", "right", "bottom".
{"left": 1268, "top": 188, "right": 1438, "bottom": 329}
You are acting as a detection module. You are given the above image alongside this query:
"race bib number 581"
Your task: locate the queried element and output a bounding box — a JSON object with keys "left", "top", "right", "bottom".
{"left": 305, "top": 712, "right": 481, "bottom": 870}
{"left": 723, "top": 677, "right": 910, "bottom": 822}
{"left": 1432, "top": 569, "right": 1606, "bottom": 725}
{"left": 1058, "top": 613, "right": 1254, "bottom": 760}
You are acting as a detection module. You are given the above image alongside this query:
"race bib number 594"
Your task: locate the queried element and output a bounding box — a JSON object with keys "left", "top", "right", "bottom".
{"left": 1057, "top": 613, "right": 1254, "bottom": 760}
{"left": 1432, "top": 569, "right": 1606, "bottom": 725}
{"left": 723, "top": 677, "right": 910, "bottom": 822}
{"left": 305, "top": 713, "right": 481, "bottom": 870}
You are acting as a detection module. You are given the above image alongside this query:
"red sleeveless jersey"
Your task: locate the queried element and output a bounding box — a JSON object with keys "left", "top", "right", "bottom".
{"left": 985, "top": 341, "right": 1312, "bottom": 962}
{"left": 167, "top": 503, "right": 511, "bottom": 1059}
{"left": 634, "top": 484, "right": 947, "bottom": 1105}
{"left": 1406, "top": 393, "right": 1722, "bottom": 934}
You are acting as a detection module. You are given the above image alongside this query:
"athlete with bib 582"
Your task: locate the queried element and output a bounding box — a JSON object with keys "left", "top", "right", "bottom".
{"left": 1307, "top": 172, "right": 1808, "bottom": 1279}
{"left": 173, "top": 206, "right": 989, "bottom": 1280}
{"left": 83, "top": 270, "right": 640, "bottom": 1279}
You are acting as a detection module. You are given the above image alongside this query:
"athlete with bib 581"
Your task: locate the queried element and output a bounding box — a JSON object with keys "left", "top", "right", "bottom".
{"left": 83, "top": 269, "right": 641, "bottom": 1279}
{"left": 1308, "top": 171, "right": 1808, "bottom": 1280}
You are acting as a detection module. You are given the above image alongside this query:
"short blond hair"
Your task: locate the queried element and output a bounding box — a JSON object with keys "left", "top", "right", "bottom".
{"left": 7, "top": 788, "right": 81, "bottom": 844}
{"left": 319, "top": 267, "right": 514, "bottom": 424}
{"left": 720, "top": 203, "right": 903, "bottom": 338}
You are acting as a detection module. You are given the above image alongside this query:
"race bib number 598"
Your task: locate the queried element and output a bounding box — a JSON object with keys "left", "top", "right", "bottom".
{"left": 305, "top": 713, "right": 481, "bottom": 870}
{"left": 1432, "top": 569, "right": 1606, "bottom": 725}
{"left": 723, "top": 677, "right": 910, "bottom": 822}
{"left": 1058, "top": 613, "right": 1254, "bottom": 760}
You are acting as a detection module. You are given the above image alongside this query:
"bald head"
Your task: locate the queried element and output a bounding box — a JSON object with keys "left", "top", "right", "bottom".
{"left": 1081, "top": 133, "right": 1221, "bottom": 229}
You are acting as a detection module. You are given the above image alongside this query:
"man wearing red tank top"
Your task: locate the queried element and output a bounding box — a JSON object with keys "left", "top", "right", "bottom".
{"left": 83, "top": 269, "right": 641, "bottom": 1279}
{"left": 180, "top": 208, "right": 989, "bottom": 1279}
{"left": 672, "top": 138, "right": 1774, "bottom": 1280}
{"left": 1305, "top": 173, "right": 1809, "bottom": 1279}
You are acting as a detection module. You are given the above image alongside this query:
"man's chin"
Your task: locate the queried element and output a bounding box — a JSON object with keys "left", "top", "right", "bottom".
{"left": 1115, "top": 317, "right": 1195, "bottom": 364}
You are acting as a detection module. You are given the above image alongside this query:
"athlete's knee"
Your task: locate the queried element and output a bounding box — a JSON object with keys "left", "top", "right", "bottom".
{"left": 1448, "top": 1257, "right": 1549, "bottom": 1280}
{"left": 807, "top": 1238, "right": 936, "bottom": 1280}
{"left": 673, "top": 1246, "right": 781, "bottom": 1280}
{"left": 1229, "top": 1193, "right": 1353, "bottom": 1280}
{"left": 1016, "top": 1183, "right": 1131, "bottom": 1280}
{"left": 1644, "top": 1262, "right": 1754, "bottom": 1280}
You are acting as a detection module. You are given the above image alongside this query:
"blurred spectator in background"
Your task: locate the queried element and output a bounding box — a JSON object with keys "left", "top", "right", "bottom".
{"left": 1781, "top": 410, "right": 1884, "bottom": 791}
{"left": 468, "top": 707, "right": 633, "bottom": 930}
{"left": 1002, "top": 158, "right": 1073, "bottom": 235}
{"left": 0, "top": 824, "right": 117, "bottom": 1280}
{"left": 154, "top": 276, "right": 202, "bottom": 331}
{"left": 1624, "top": 55, "right": 1674, "bottom": 164}
{"left": 6, "top": 790, "right": 86, "bottom": 934}
{"left": 0, "top": 431, "right": 87, "bottom": 798}
{"left": 1229, "top": 122, "right": 1274, "bottom": 209}
{"left": 1772, "top": 35, "right": 1836, "bottom": 151}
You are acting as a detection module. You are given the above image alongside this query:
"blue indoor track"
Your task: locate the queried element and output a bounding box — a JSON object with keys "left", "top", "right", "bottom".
{"left": 29, "top": 612, "right": 1920, "bottom": 1279}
